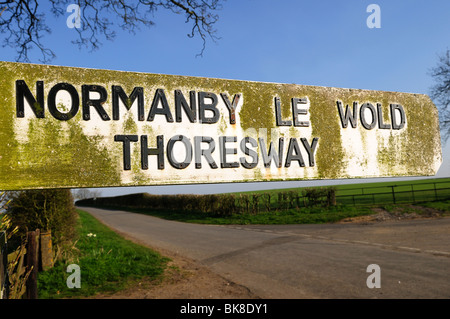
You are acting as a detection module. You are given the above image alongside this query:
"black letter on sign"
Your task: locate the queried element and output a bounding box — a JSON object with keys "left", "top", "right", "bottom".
{"left": 194, "top": 136, "right": 218, "bottom": 169}
{"left": 292, "top": 98, "right": 309, "bottom": 127}
{"left": 220, "top": 93, "right": 241, "bottom": 124}
{"left": 377, "top": 103, "right": 391, "bottom": 129}
{"left": 82, "top": 85, "right": 110, "bottom": 121}
{"left": 337, "top": 101, "right": 358, "bottom": 128}
{"left": 167, "top": 135, "right": 193, "bottom": 169}
{"left": 175, "top": 90, "right": 197, "bottom": 123}
{"left": 114, "top": 135, "right": 138, "bottom": 170}
{"left": 275, "top": 97, "right": 292, "bottom": 126}
{"left": 141, "top": 135, "right": 164, "bottom": 170}
{"left": 240, "top": 137, "right": 259, "bottom": 169}
{"left": 47, "top": 83, "right": 79, "bottom": 121}
{"left": 198, "top": 92, "right": 220, "bottom": 124}
{"left": 112, "top": 86, "right": 145, "bottom": 121}
{"left": 148, "top": 89, "right": 174, "bottom": 122}
{"left": 390, "top": 104, "right": 406, "bottom": 130}
{"left": 16, "top": 80, "right": 44, "bottom": 118}
{"left": 285, "top": 138, "right": 305, "bottom": 168}
{"left": 219, "top": 136, "right": 239, "bottom": 168}
{"left": 259, "top": 137, "right": 285, "bottom": 168}
{"left": 301, "top": 137, "right": 319, "bottom": 167}
{"left": 360, "top": 103, "right": 376, "bottom": 130}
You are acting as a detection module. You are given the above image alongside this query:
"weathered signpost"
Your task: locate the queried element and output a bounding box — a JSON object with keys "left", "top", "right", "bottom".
{"left": 0, "top": 61, "right": 442, "bottom": 190}
{"left": 0, "top": 61, "right": 444, "bottom": 300}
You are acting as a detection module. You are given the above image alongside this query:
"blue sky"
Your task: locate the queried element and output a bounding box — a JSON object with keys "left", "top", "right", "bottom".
{"left": 1, "top": 0, "right": 449, "bottom": 196}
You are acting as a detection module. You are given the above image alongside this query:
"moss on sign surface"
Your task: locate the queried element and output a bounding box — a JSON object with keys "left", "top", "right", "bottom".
{"left": 0, "top": 61, "right": 442, "bottom": 190}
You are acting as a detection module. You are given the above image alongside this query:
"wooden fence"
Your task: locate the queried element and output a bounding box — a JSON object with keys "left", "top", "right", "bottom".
{"left": 0, "top": 229, "right": 53, "bottom": 299}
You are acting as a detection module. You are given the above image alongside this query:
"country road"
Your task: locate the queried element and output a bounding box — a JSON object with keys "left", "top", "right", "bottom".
{"left": 80, "top": 207, "right": 450, "bottom": 299}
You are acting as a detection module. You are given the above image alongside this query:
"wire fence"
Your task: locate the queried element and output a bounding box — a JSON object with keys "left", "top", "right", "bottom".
{"left": 335, "top": 180, "right": 450, "bottom": 206}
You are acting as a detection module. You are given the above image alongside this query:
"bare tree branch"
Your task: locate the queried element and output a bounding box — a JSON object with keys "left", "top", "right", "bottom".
{"left": 430, "top": 49, "right": 450, "bottom": 141}
{"left": 164, "top": 0, "right": 221, "bottom": 56}
{"left": 0, "top": 0, "right": 55, "bottom": 62}
{"left": 0, "top": 0, "right": 223, "bottom": 62}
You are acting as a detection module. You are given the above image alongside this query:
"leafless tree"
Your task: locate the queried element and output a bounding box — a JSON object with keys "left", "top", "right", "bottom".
{"left": 430, "top": 49, "right": 450, "bottom": 141}
{"left": 0, "top": 0, "right": 223, "bottom": 63}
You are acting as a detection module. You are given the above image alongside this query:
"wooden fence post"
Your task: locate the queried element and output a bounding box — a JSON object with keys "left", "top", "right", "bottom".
{"left": 40, "top": 230, "right": 53, "bottom": 271}
{"left": 26, "top": 229, "right": 40, "bottom": 299}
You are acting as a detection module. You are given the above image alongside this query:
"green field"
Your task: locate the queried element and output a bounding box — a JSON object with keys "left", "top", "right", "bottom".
{"left": 77, "top": 177, "right": 450, "bottom": 226}
{"left": 238, "top": 177, "right": 450, "bottom": 207}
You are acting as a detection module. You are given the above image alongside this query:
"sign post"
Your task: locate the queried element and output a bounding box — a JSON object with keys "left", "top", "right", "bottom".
{"left": 0, "top": 61, "right": 442, "bottom": 190}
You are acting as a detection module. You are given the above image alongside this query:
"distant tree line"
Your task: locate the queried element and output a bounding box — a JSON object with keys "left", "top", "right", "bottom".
{"left": 76, "top": 187, "right": 337, "bottom": 216}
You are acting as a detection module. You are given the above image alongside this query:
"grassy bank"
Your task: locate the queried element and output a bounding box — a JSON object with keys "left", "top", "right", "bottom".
{"left": 89, "top": 204, "right": 375, "bottom": 225}
{"left": 37, "top": 209, "right": 169, "bottom": 299}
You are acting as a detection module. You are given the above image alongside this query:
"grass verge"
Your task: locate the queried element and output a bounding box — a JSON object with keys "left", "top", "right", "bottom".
{"left": 419, "top": 199, "right": 450, "bottom": 212}
{"left": 37, "top": 209, "right": 169, "bottom": 299}
{"left": 92, "top": 204, "right": 375, "bottom": 225}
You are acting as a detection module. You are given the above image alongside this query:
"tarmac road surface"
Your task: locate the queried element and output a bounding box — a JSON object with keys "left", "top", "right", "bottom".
{"left": 80, "top": 207, "right": 450, "bottom": 299}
